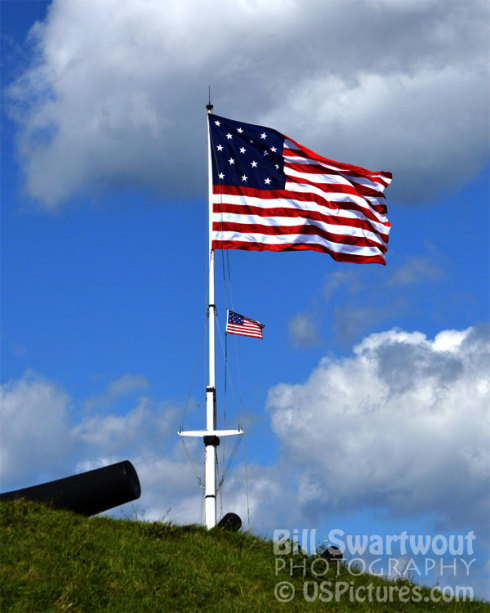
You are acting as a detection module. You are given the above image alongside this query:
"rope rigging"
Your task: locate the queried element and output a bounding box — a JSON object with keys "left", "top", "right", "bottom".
{"left": 179, "top": 314, "right": 207, "bottom": 491}
{"left": 217, "top": 249, "right": 251, "bottom": 529}
{"left": 180, "top": 247, "right": 251, "bottom": 529}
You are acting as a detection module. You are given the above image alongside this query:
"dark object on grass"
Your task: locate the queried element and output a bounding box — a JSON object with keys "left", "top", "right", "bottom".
{"left": 217, "top": 512, "right": 242, "bottom": 531}
{"left": 0, "top": 460, "right": 141, "bottom": 516}
{"left": 321, "top": 545, "right": 343, "bottom": 561}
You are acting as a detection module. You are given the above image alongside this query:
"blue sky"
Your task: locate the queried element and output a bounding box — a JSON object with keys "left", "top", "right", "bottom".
{"left": 1, "top": 0, "right": 489, "bottom": 600}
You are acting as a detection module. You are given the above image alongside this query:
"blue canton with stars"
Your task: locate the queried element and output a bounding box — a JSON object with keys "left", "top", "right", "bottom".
{"left": 209, "top": 114, "right": 286, "bottom": 190}
{"left": 228, "top": 311, "right": 244, "bottom": 325}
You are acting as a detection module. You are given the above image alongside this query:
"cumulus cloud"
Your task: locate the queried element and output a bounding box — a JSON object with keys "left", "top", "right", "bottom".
{"left": 0, "top": 371, "right": 198, "bottom": 523}
{"left": 267, "top": 325, "right": 490, "bottom": 535}
{"left": 2, "top": 325, "right": 489, "bottom": 535}
{"left": 6, "top": 0, "right": 489, "bottom": 208}
{"left": 0, "top": 371, "right": 74, "bottom": 485}
{"left": 2, "top": 327, "right": 489, "bottom": 595}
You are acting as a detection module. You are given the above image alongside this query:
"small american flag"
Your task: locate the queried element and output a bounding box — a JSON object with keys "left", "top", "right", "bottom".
{"left": 209, "top": 114, "right": 391, "bottom": 264}
{"left": 226, "top": 310, "right": 264, "bottom": 339}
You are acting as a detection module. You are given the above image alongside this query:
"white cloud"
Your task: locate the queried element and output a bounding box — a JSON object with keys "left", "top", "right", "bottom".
{"left": 290, "top": 252, "right": 448, "bottom": 347}
{"left": 2, "top": 328, "right": 489, "bottom": 597}
{"left": 0, "top": 371, "right": 195, "bottom": 524}
{"left": 333, "top": 304, "right": 388, "bottom": 345}
{"left": 83, "top": 374, "right": 149, "bottom": 411}
{"left": 0, "top": 371, "right": 75, "bottom": 486}
{"left": 74, "top": 398, "right": 176, "bottom": 453}
{"left": 267, "top": 325, "right": 490, "bottom": 534}
{"left": 2, "top": 325, "right": 489, "bottom": 540}
{"left": 323, "top": 270, "right": 364, "bottom": 299}
{"left": 6, "top": 0, "right": 489, "bottom": 208}
{"left": 387, "top": 256, "right": 445, "bottom": 286}
{"left": 288, "top": 313, "right": 321, "bottom": 348}
{"left": 0, "top": 370, "right": 317, "bottom": 531}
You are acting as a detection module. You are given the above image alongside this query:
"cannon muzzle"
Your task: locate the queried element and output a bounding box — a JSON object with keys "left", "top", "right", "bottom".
{"left": 0, "top": 460, "right": 141, "bottom": 516}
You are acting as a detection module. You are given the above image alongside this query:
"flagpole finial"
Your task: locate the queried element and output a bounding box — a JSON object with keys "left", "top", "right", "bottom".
{"left": 206, "top": 86, "right": 213, "bottom": 112}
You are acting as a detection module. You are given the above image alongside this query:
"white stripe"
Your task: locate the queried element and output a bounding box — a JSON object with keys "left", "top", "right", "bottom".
{"left": 213, "top": 231, "right": 384, "bottom": 256}
{"left": 212, "top": 212, "right": 387, "bottom": 248}
{"left": 212, "top": 194, "right": 390, "bottom": 233}
{"left": 284, "top": 138, "right": 390, "bottom": 177}
{"left": 364, "top": 195, "right": 388, "bottom": 207}
{"left": 285, "top": 165, "right": 356, "bottom": 187}
{"left": 228, "top": 325, "right": 261, "bottom": 333}
{"left": 284, "top": 182, "right": 389, "bottom": 224}
{"left": 284, "top": 165, "right": 385, "bottom": 194}
{"left": 227, "top": 325, "right": 262, "bottom": 337}
{"left": 227, "top": 323, "right": 261, "bottom": 330}
{"left": 284, "top": 154, "right": 388, "bottom": 191}
{"left": 283, "top": 141, "right": 390, "bottom": 191}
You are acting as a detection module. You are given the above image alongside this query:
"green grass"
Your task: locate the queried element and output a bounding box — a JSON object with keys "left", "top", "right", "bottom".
{"left": 1, "top": 500, "right": 488, "bottom": 611}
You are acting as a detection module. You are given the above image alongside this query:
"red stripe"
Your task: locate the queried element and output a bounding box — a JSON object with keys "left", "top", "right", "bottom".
{"left": 213, "top": 221, "right": 387, "bottom": 252}
{"left": 285, "top": 152, "right": 392, "bottom": 189}
{"left": 283, "top": 138, "right": 392, "bottom": 187}
{"left": 213, "top": 240, "right": 386, "bottom": 264}
{"left": 213, "top": 186, "right": 389, "bottom": 225}
{"left": 226, "top": 324, "right": 263, "bottom": 338}
{"left": 213, "top": 203, "right": 389, "bottom": 243}
{"left": 284, "top": 161, "right": 387, "bottom": 199}
{"left": 214, "top": 182, "right": 386, "bottom": 204}
{"left": 214, "top": 185, "right": 286, "bottom": 199}
{"left": 227, "top": 324, "right": 262, "bottom": 332}
{"left": 227, "top": 321, "right": 262, "bottom": 330}
{"left": 227, "top": 331, "right": 263, "bottom": 338}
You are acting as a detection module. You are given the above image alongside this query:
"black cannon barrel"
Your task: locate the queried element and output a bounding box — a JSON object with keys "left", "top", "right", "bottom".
{"left": 0, "top": 460, "right": 141, "bottom": 516}
{"left": 217, "top": 512, "right": 242, "bottom": 531}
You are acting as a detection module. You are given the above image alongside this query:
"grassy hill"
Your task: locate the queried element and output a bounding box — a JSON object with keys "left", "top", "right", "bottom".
{"left": 1, "top": 500, "right": 487, "bottom": 612}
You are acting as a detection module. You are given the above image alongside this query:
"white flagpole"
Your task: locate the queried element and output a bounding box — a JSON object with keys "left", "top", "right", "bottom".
{"left": 204, "top": 100, "right": 217, "bottom": 528}
{"left": 179, "top": 102, "right": 243, "bottom": 528}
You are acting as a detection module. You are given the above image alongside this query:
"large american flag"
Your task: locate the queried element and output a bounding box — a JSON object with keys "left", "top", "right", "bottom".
{"left": 226, "top": 310, "right": 264, "bottom": 339}
{"left": 209, "top": 114, "right": 392, "bottom": 265}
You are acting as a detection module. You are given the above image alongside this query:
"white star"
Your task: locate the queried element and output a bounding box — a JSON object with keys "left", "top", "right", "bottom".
{"left": 260, "top": 132, "right": 267, "bottom": 139}
{"left": 214, "top": 120, "right": 221, "bottom": 126}
{"left": 241, "top": 174, "right": 248, "bottom": 182}
{"left": 218, "top": 172, "right": 225, "bottom": 179}
{"left": 251, "top": 161, "right": 258, "bottom": 168}
{"left": 263, "top": 151, "right": 269, "bottom": 156}
{"left": 237, "top": 127, "right": 243, "bottom": 133}
{"left": 264, "top": 177, "right": 271, "bottom": 184}
{"left": 226, "top": 133, "right": 233, "bottom": 140}
{"left": 270, "top": 146, "right": 277, "bottom": 152}
{"left": 216, "top": 144, "right": 223, "bottom": 151}
{"left": 228, "top": 158, "right": 235, "bottom": 165}
{"left": 239, "top": 147, "right": 247, "bottom": 154}
{"left": 275, "top": 164, "right": 280, "bottom": 169}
